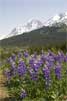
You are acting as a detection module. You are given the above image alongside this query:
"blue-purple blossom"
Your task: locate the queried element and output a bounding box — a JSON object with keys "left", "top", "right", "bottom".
{"left": 29, "top": 69, "right": 38, "bottom": 81}
{"left": 57, "top": 51, "right": 65, "bottom": 63}
{"left": 37, "top": 59, "right": 43, "bottom": 67}
{"left": 55, "top": 63, "right": 61, "bottom": 79}
{"left": 11, "top": 53, "right": 16, "bottom": 61}
{"left": 17, "top": 60, "right": 27, "bottom": 76}
{"left": 48, "top": 55, "right": 55, "bottom": 62}
{"left": 43, "top": 67, "right": 50, "bottom": 80}
{"left": 43, "top": 67, "right": 51, "bottom": 88}
{"left": 29, "top": 58, "right": 34, "bottom": 65}
{"left": 23, "top": 51, "right": 29, "bottom": 58}
{"left": 32, "top": 63, "right": 40, "bottom": 72}
{"left": 41, "top": 54, "right": 46, "bottom": 62}
{"left": 45, "top": 61, "right": 54, "bottom": 69}
{"left": 29, "top": 58, "right": 42, "bottom": 72}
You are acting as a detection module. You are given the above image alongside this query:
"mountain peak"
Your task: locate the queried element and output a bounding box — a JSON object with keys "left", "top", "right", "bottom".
{"left": 0, "top": 12, "right": 67, "bottom": 40}
{"left": 6, "top": 19, "right": 43, "bottom": 38}
{"left": 23, "top": 19, "right": 43, "bottom": 31}
{"left": 53, "top": 14, "right": 60, "bottom": 21}
{"left": 45, "top": 12, "right": 67, "bottom": 26}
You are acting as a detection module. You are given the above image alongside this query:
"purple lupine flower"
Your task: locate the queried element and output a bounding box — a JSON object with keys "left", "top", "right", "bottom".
{"left": 17, "top": 66, "right": 26, "bottom": 76}
{"left": 11, "top": 53, "right": 16, "bottom": 61}
{"left": 32, "top": 63, "right": 40, "bottom": 72}
{"left": 29, "top": 69, "right": 38, "bottom": 81}
{"left": 53, "top": 54, "right": 58, "bottom": 61}
{"left": 20, "top": 90, "right": 27, "bottom": 99}
{"left": 17, "top": 60, "right": 27, "bottom": 76}
{"left": 43, "top": 66, "right": 51, "bottom": 88}
{"left": 29, "top": 58, "right": 35, "bottom": 67}
{"left": 43, "top": 67, "right": 50, "bottom": 80}
{"left": 29, "top": 58, "right": 34, "bottom": 64}
{"left": 48, "top": 55, "right": 55, "bottom": 62}
{"left": 45, "top": 61, "right": 54, "bottom": 69}
{"left": 23, "top": 51, "right": 29, "bottom": 58}
{"left": 47, "top": 51, "right": 57, "bottom": 62}
{"left": 45, "top": 55, "right": 55, "bottom": 69}
{"left": 7, "top": 57, "right": 17, "bottom": 75}
{"left": 55, "top": 63, "right": 61, "bottom": 80}
{"left": 57, "top": 51, "right": 65, "bottom": 63}
{"left": 37, "top": 59, "right": 43, "bottom": 67}
{"left": 41, "top": 52, "right": 46, "bottom": 61}
{"left": 30, "top": 58, "right": 42, "bottom": 72}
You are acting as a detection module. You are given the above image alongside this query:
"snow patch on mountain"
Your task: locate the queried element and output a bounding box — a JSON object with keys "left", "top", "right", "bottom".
{"left": 45, "top": 12, "right": 67, "bottom": 26}
{"left": 6, "top": 19, "right": 43, "bottom": 38}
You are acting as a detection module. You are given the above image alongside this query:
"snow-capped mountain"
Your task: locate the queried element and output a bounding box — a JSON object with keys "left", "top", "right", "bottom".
{"left": 45, "top": 12, "right": 67, "bottom": 26}
{"left": 7, "top": 12, "right": 67, "bottom": 38}
{"left": 0, "top": 12, "right": 67, "bottom": 40}
{"left": 6, "top": 19, "right": 43, "bottom": 38}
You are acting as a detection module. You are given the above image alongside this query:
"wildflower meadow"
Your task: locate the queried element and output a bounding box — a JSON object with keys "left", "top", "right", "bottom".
{"left": 1, "top": 48, "right": 67, "bottom": 101}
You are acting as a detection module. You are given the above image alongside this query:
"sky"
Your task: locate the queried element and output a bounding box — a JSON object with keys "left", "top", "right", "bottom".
{"left": 0, "top": 0, "right": 67, "bottom": 38}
